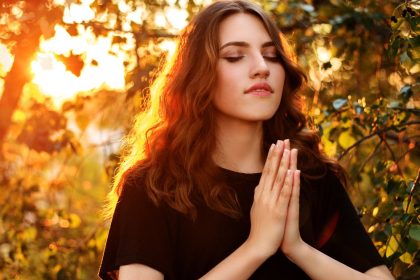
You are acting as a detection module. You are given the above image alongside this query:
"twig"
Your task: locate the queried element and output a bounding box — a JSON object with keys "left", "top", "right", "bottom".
{"left": 358, "top": 138, "right": 383, "bottom": 173}
{"left": 405, "top": 168, "right": 420, "bottom": 213}
{"left": 338, "top": 121, "right": 420, "bottom": 160}
{"left": 378, "top": 134, "right": 404, "bottom": 177}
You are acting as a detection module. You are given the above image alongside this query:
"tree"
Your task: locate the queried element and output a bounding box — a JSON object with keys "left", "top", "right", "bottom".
{"left": 0, "top": 0, "right": 418, "bottom": 278}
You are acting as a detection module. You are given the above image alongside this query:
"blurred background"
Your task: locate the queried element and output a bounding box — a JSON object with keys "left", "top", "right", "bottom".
{"left": 0, "top": 0, "right": 418, "bottom": 279}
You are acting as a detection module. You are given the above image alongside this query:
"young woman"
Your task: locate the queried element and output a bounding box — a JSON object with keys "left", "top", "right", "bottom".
{"left": 99, "top": 1, "right": 394, "bottom": 279}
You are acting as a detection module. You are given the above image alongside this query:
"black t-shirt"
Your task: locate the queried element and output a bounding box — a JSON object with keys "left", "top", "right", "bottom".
{"left": 99, "top": 168, "right": 384, "bottom": 279}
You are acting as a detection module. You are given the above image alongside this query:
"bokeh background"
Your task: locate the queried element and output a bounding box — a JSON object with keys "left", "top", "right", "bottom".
{"left": 0, "top": 0, "right": 419, "bottom": 279}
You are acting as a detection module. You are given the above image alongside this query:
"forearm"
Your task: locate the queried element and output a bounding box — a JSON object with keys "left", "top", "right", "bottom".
{"left": 199, "top": 240, "right": 268, "bottom": 280}
{"left": 287, "top": 242, "right": 388, "bottom": 280}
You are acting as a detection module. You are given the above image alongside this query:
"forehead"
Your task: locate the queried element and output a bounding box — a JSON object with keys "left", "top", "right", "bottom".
{"left": 218, "top": 13, "right": 271, "bottom": 46}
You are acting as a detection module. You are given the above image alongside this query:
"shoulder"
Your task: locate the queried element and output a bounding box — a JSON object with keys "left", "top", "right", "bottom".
{"left": 116, "top": 167, "right": 165, "bottom": 212}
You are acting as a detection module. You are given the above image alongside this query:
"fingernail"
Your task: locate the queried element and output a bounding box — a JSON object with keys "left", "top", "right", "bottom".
{"left": 270, "top": 144, "right": 275, "bottom": 151}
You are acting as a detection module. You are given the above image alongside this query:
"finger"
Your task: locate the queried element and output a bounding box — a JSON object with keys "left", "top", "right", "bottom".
{"left": 276, "top": 169, "right": 294, "bottom": 213}
{"left": 284, "top": 139, "right": 290, "bottom": 150}
{"left": 273, "top": 148, "right": 290, "bottom": 192}
{"left": 258, "top": 143, "right": 275, "bottom": 194}
{"left": 289, "top": 149, "right": 298, "bottom": 171}
{"left": 263, "top": 140, "right": 284, "bottom": 195}
{"left": 288, "top": 170, "right": 301, "bottom": 220}
{"left": 260, "top": 142, "right": 284, "bottom": 194}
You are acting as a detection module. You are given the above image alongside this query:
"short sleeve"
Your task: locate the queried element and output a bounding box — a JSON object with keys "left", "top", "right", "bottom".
{"left": 99, "top": 179, "right": 174, "bottom": 279}
{"left": 317, "top": 171, "right": 384, "bottom": 273}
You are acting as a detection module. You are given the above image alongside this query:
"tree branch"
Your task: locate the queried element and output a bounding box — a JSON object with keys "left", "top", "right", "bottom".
{"left": 338, "top": 121, "right": 420, "bottom": 160}
{"left": 405, "top": 168, "right": 420, "bottom": 213}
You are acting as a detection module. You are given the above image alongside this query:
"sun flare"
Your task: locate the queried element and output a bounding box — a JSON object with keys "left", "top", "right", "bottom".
{"left": 30, "top": 25, "right": 126, "bottom": 107}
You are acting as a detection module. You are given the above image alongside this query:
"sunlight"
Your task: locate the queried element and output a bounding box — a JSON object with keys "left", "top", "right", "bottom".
{"left": 126, "top": 5, "right": 147, "bottom": 24}
{"left": 316, "top": 46, "right": 331, "bottom": 63}
{"left": 154, "top": 12, "right": 166, "bottom": 28}
{"left": 31, "top": 26, "right": 126, "bottom": 107}
{"left": 0, "top": 44, "right": 13, "bottom": 96}
{"left": 154, "top": 7, "right": 188, "bottom": 32}
{"left": 165, "top": 7, "right": 188, "bottom": 31}
{"left": 0, "top": 43, "right": 13, "bottom": 75}
{"left": 19, "top": 0, "right": 190, "bottom": 107}
{"left": 63, "top": 0, "right": 95, "bottom": 24}
{"left": 159, "top": 39, "right": 177, "bottom": 56}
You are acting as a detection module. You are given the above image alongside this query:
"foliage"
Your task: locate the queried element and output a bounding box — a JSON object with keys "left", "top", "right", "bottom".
{"left": 0, "top": 0, "right": 418, "bottom": 279}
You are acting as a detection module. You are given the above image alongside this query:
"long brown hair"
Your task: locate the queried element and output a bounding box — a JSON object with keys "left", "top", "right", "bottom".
{"left": 106, "top": 0, "right": 346, "bottom": 220}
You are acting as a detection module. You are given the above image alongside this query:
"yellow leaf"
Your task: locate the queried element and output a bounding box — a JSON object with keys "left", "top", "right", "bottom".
{"left": 338, "top": 130, "right": 356, "bottom": 149}
{"left": 69, "top": 213, "right": 81, "bottom": 228}
{"left": 276, "top": 2, "right": 288, "bottom": 13}
{"left": 402, "top": 197, "right": 415, "bottom": 214}
{"left": 386, "top": 235, "right": 400, "bottom": 258}
{"left": 378, "top": 244, "right": 386, "bottom": 257}
{"left": 21, "top": 227, "right": 37, "bottom": 241}
{"left": 12, "top": 110, "right": 26, "bottom": 123}
{"left": 372, "top": 207, "right": 379, "bottom": 217}
{"left": 399, "top": 252, "right": 413, "bottom": 264}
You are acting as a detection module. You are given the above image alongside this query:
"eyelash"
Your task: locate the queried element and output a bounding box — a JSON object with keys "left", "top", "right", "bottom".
{"left": 223, "top": 56, "right": 280, "bottom": 63}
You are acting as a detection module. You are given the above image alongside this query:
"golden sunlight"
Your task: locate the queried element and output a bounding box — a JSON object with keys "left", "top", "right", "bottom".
{"left": 31, "top": 25, "right": 125, "bottom": 107}
{"left": 0, "top": 44, "right": 13, "bottom": 96}
{"left": 316, "top": 46, "right": 331, "bottom": 63}
{"left": 0, "top": 43, "right": 13, "bottom": 75}
{"left": 62, "top": 0, "right": 95, "bottom": 24}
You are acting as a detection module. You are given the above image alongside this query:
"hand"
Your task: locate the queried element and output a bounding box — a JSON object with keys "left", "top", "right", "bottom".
{"left": 280, "top": 141, "right": 305, "bottom": 258}
{"left": 247, "top": 140, "right": 293, "bottom": 258}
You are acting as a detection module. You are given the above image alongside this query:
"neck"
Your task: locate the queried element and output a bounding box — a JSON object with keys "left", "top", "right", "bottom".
{"left": 212, "top": 114, "right": 264, "bottom": 173}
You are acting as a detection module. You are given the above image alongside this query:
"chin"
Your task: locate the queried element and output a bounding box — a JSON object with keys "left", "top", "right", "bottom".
{"left": 245, "top": 114, "right": 276, "bottom": 122}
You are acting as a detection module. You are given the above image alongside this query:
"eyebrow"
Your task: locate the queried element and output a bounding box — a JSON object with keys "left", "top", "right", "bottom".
{"left": 219, "top": 41, "right": 275, "bottom": 50}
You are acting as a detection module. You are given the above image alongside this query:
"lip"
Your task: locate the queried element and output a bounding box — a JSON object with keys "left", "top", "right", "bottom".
{"left": 245, "top": 82, "right": 273, "bottom": 96}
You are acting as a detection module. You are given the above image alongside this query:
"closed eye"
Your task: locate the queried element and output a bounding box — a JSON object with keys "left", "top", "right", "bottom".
{"left": 223, "top": 56, "right": 244, "bottom": 62}
{"left": 222, "top": 55, "right": 280, "bottom": 63}
{"left": 263, "top": 56, "right": 280, "bottom": 62}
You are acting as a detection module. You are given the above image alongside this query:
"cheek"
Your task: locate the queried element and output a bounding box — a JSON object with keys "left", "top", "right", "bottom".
{"left": 214, "top": 65, "right": 241, "bottom": 101}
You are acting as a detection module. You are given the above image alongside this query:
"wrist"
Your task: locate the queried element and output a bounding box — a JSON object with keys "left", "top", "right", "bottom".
{"left": 283, "top": 239, "right": 310, "bottom": 264}
{"left": 243, "top": 239, "right": 272, "bottom": 263}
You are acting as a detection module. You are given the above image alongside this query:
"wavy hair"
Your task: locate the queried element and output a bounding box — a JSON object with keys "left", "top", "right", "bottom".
{"left": 105, "top": 0, "right": 346, "bottom": 220}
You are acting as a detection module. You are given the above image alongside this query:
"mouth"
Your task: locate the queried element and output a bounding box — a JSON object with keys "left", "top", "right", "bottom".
{"left": 245, "top": 82, "right": 273, "bottom": 96}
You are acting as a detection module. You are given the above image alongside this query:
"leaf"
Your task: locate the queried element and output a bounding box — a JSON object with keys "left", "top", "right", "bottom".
{"left": 408, "top": 224, "right": 420, "bottom": 241}
{"left": 55, "top": 53, "right": 85, "bottom": 77}
{"left": 399, "top": 252, "right": 413, "bottom": 264}
{"left": 69, "top": 213, "right": 81, "bottom": 228}
{"left": 21, "top": 227, "right": 37, "bottom": 241}
{"left": 399, "top": 85, "right": 413, "bottom": 103}
{"left": 403, "top": 197, "right": 415, "bottom": 214}
{"left": 386, "top": 235, "right": 400, "bottom": 257}
{"left": 338, "top": 130, "right": 356, "bottom": 149}
{"left": 299, "top": 4, "right": 314, "bottom": 13}
{"left": 332, "top": 98, "right": 347, "bottom": 110}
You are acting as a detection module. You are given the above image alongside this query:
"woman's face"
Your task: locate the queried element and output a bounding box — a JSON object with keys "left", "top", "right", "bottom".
{"left": 212, "top": 13, "right": 285, "bottom": 123}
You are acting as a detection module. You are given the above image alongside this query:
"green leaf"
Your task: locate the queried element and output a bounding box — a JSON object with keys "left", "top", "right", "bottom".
{"left": 408, "top": 224, "right": 420, "bottom": 241}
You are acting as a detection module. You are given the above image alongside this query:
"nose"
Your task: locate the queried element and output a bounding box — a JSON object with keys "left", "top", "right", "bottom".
{"left": 250, "top": 53, "right": 270, "bottom": 79}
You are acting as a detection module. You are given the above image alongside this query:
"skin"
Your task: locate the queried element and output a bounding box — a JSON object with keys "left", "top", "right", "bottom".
{"left": 119, "top": 13, "right": 394, "bottom": 280}
{"left": 212, "top": 13, "right": 284, "bottom": 173}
